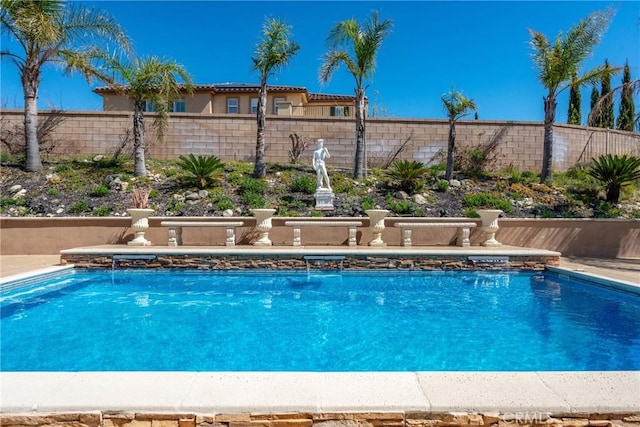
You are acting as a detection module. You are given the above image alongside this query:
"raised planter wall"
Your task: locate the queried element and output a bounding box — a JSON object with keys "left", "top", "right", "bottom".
{"left": 1, "top": 217, "right": 638, "bottom": 259}
{"left": 2, "top": 110, "right": 638, "bottom": 172}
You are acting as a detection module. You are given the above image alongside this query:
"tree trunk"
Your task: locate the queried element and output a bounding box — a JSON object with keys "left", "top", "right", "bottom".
{"left": 540, "top": 95, "right": 557, "bottom": 183}
{"left": 253, "top": 83, "right": 267, "bottom": 178}
{"left": 353, "top": 87, "right": 366, "bottom": 180}
{"left": 445, "top": 119, "right": 456, "bottom": 180}
{"left": 606, "top": 185, "right": 620, "bottom": 204}
{"left": 133, "top": 102, "right": 147, "bottom": 177}
{"left": 23, "top": 80, "right": 41, "bottom": 172}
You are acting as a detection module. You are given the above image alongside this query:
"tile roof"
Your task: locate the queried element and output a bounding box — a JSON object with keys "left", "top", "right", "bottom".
{"left": 93, "top": 83, "right": 359, "bottom": 101}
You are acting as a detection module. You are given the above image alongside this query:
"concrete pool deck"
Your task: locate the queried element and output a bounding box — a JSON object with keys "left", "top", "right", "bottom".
{"left": 1, "top": 248, "right": 639, "bottom": 419}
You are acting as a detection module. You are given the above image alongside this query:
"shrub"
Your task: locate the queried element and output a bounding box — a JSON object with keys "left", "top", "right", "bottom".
{"left": 388, "top": 160, "right": 427, "bottom": 194}
{"left": 288, "top": 133, "right": 308, "bottom": 164}
{"left": 594, "top": 201, "right": 624, "bottom": 218}
{"left": 177, "top": 154, "right": 224, "bottom": 189}
{"left": 290, "top": 175, "right": 316, "bottom": 194}
{"left": 587, "top": 154, "right": 640, "bottom": 203}
{"left": 239, "top": 177, "right": 267, "bottom": 195}
{"left": 387, "top": 199, "right": 416, "bottom": 215}
{"left": 216, "top": 197, "right": 234, "bottom": 211}
{"left": 463, "top": 192, "right": 512, "bottom": 213}
{"left": 361, "top": 196, "right": 375, "bottom": 211}
{"left": 92, "top": 205, "right": 111, "bottom": 216}
{"left": 68, "top": 200, "right": 89, "bottom": 214}
{"left": 436, "top": 179, "right": 449, "bottom": 192}
{"left": 243, "top": 191, "right": 266, "bottom": 209}
{"left": 330, "top": 173, "right": 357, "bottom": 195}
{"left": 89, "top": 185, "right": 109, "bottom": 197}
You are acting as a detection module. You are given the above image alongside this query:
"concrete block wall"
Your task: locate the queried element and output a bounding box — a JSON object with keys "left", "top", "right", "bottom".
{"left": 2, "top": 110, "right": 638, "bottom": 172}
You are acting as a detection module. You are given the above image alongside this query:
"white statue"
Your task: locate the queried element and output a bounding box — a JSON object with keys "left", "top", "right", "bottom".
{"left": 312, "top": 138, "right": 331, "bottom": 190}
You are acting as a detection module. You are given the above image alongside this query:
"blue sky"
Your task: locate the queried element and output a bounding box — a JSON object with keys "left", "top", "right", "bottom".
{"left": 1, "top": 1, "right": 638, "bottom": 123}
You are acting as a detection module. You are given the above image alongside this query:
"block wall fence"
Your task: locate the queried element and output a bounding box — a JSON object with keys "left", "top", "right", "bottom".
{"left": 2, "top": 110, "right": 638, "bottom": 171}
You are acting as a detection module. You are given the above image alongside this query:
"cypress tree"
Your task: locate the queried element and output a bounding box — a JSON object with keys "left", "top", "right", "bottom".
{"left": 600, "top": 59, "right": 614, "bottom": 128}
{"left": 616, "top": 61, "right": 635, "bottom": 131}
{"left": 567, "top": 73, "right": 582, "bottom": 125}
{"left": 590, "top": 85, "right": 601, "bottom": 127}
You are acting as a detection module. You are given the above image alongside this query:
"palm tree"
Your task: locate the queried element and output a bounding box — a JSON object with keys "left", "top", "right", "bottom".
{"left": 529, "top": 9, "right": 613, "bottom": 183}
{"left": 588, "top": 154, "right": 640, "bottom": 203}
{"left": 251, "top": 18, "right": 299, "bottom": 178}
{"left": 441, "top": 90, "right": 477, "bottom": 180}
{"left": 319, "top": 11, "right": 392, "bottom": 180}
{"left": 100, "top": 55, "right": 193, "bottom": 176}
{"left": 0, "top": 0, "right": 129, "bottom": 171}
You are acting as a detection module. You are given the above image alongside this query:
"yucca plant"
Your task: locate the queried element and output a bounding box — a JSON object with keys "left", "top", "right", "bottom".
{"left": 587, "top": 154, "right": 640, "bottom": 203}
{"left": 177, "top": 154, "right": 224, "bottom": 189}
{"left": 388, "top": 160, "right": 427, "bottom": 194}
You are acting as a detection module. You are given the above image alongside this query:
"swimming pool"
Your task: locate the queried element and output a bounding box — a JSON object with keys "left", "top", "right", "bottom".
{"left": 1, "top": 269, "right": 639, "bottom": 372}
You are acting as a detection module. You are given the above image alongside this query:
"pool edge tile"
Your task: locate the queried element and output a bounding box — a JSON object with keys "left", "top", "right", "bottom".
{"left": 416, "top": 372, "right": 571, "bottom": 413}
{"left": 536, "top": 371, "right": 640, "bottom": 413}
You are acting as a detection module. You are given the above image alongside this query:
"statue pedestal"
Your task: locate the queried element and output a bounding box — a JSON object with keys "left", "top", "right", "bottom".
{"left": 315, "top": 188, "right": 335, "bottom": 210}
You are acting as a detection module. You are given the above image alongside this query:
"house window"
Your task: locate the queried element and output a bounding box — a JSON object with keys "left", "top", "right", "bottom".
{"left": 251, "top": 98, "right": 259, "bottom": 114}
{"left": 143, "top": 101, "right": 156, "bottom": 112}
{"left": 227, "top": 98, "right": 239, "bottom": 114}
{"left": 273, "top": 97, "right": 286, "bottom": 114}
{"left": 331, "top": 106, "right": 349, "bottom": 117}
{"left": 171, "top": 99, "right": 185, "bottom": 113}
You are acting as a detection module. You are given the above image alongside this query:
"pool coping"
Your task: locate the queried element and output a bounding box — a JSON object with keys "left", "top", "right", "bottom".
{"left": 1, "top": 371, "right": 639, "bottom": 414}
{"left": 2, "top": 250, "right": 638, "bottom": 416}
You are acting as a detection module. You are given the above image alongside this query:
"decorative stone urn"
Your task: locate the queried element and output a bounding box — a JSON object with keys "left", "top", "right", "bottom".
{"left": 252, "top": 208, "right": 276, "bottom": 246}
{"left": 366, "top": 209, "right": 389, "bottom": 246}
{"left": 477, "top": 209, "right": 503, "bottom": 247}
{"left": 127, "top": 208, "right": 154, "bottom": 246}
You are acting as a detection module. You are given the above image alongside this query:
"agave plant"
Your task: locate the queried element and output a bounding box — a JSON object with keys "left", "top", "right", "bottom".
{"left": 388, "top": 160, "right": 427, "bottom": 194}
{"left": 177, "top": 154, "right": 224, "bottom": 189}
{"left": 587, "top": 154, "right": 640, "bottom": 203}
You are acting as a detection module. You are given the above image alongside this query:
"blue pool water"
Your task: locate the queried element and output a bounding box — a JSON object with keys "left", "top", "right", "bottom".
{"left": 1, "top": 269, "right": 639, "bottom": 372}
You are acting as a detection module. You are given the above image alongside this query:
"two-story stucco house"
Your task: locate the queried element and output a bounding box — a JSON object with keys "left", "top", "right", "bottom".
{"left": 93, "top": 82, "right": 363, "bottom": 117}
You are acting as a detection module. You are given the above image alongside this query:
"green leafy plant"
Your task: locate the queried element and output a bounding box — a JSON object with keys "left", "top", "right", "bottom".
{"left": 46, "top": 188, "right": 59, "bottom": 196}
{"left": 386, "top": 196, "right": 416, "bottom": 215}
{"left": 89, "top": 184, "right": 109, "bottom": 197}
{"left": 587, "top": 154, "right": 640, "bottom": 203}
{"left": 243, "top": 192, "right": 266, "bottom": 209}
{"left": 388, "top": 160, "right": 427, "bottom": 194}
{"left": 92, "top": 205, "right": 112, "bottom": 216}
{"left": 177, "top": 154, "right": 224, "bottom": 189}
{"left": 68, "top": 200, "right": 89, "bottom": 214}
{"left": 239, "top": 177, "right": 268, "bottom": 195}
{"left": 361, "top": 196, "right": 375, "bottom": 211}
{"left": 463, "top": 192, "right": 512, "bottom": 213}
{"left": 436, "top": 179, "right": 449, "bottom": 192}
{"left": 216, "top": 197, "right": 234, "bottom": 211}
{"left": 290, "top": 175, "right": 316, "bottom": 194}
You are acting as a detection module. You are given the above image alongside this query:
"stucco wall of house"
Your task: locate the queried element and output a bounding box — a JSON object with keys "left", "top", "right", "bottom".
{"left": 1, "top": 110, "right": 638, "bottom": 171}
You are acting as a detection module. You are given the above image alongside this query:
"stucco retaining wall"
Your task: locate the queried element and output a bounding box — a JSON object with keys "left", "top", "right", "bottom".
{"left": 2, "top": 110, "right": 638, "bottom": 172}
{"left": 0, "top": 217, "right": 637, "bottom": 259}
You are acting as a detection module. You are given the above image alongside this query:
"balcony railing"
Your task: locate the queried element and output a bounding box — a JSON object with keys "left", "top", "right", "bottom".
{"left": 277, "top": 102, "right": 353, "bottom": 118}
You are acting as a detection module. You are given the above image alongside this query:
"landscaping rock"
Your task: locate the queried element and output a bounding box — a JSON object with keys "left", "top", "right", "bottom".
{"left": 413, "top": 194, "right": 428, "bottom": 205}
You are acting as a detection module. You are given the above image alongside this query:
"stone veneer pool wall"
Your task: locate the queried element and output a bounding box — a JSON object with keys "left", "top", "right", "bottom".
{"left": 60, "top": 253, "right": 560, "bottom": 270}
{"left": 1, "top": 411, "right": 639, "bottom": 427}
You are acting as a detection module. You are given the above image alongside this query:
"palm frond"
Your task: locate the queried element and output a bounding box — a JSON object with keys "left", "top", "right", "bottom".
{"left": 250, "top": 18, "right": 299, "bottom": 79}
{"left": 318, "top": 50, "right": 352, "bottom": 84}
{"left": 441, "top": 90, "right": 477, "bottom": 121}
